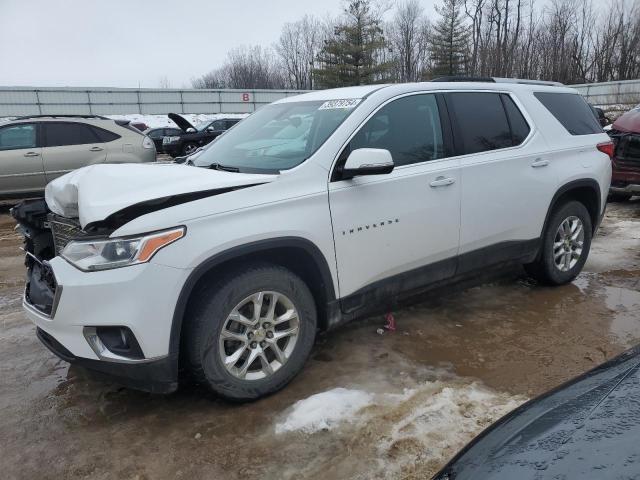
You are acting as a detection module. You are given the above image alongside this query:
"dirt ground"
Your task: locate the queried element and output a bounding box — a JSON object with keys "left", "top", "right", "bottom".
{"left": 1, "top": 200, "right": 639, "bottom": 480}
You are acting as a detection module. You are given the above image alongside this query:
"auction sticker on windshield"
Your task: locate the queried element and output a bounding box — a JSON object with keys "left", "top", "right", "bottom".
{"left": 319, "top": 99, "right": 362, "bottom": 110}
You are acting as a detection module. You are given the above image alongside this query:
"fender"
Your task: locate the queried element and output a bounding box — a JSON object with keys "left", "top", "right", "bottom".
{"left": 168, "top": 236, "right": 337, "bottom": 358}
{"left": 541, "top": 178, "right": 602, "bottom": 237}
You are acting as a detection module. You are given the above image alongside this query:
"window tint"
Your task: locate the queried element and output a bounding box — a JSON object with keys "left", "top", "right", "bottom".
{"left": 212, "top": 121, "right": 225, "bottom": 130}
{"left": 534, "top": 92, "right": 602, "bottom": 135}
{"left": 349, "top": 94, "right": 444, "bottom": 166}
{"left": 90, "top": 125, "right": 120, "bottom": 142}
{"left": 147, "top": 129, "right": 164, "bottom": 139}
{"left": 501, "top": 94, "right": 531, "bottom": 145}
{"left": 166, "top": 128, "right": 182, "bottom": 136}
{"left": 44, "top": 122, "right": 99, "bottom": 147}
{"left": 447, "top": 92, "right": 512, "bottom": 154}
{"left": 0, "top": 124, "right": 36, "bottom": 151}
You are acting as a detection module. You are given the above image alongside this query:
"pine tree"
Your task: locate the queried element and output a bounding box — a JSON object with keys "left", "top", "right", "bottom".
{"left": 314, "top": 0, "right": 392, "bottom": 88}
{"left": 429, "top": 0, "right": 469, "bottom": 77}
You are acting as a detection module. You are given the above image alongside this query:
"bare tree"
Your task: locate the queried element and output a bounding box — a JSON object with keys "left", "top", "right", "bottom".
{"left": 387, "top": 0, "right": 431, "bottom": 82}
{"left": 158, "top": 75, "right": 172, "bottom": 89}
{"left": 276, "top": 15, "right": 322, "bottom": 89}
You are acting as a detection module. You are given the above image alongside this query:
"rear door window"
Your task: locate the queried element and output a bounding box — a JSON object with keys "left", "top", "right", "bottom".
{"left": 0, "top": 123, "right": 37, "bottom": 150}
{"left": 447, "top": 92, "right": 513, "bottom": 154}
{"left": 534, "top": 92, "right": 602, "bottom": 135}
{"left": 44, "top": 122, "right": 100, "bottom": 147}
{"left": 349, "top": 93, "right": 445, "bottom": 167}
{"left": 501, "top": 94, "right": 531, "bottom": 145}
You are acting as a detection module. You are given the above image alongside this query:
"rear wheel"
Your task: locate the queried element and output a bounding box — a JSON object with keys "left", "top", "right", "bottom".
{"left": 608, "top": 192, "right": 632, "bottom": 203}
{"left": 183, "top": 264, "right": 317, "bottom": 401}
{"left": 525, "top": 201, "right": 592, "bottom": 285}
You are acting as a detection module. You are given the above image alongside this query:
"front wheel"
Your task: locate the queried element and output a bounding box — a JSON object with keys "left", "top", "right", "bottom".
{"left": 182, "top": 142, "right": 198, "bottom": 156}
{"left": 183, "top": 264, "right": 317, "bottom": 401}
{"left": 525, "top": 201, "right": 593, "bottom": 285}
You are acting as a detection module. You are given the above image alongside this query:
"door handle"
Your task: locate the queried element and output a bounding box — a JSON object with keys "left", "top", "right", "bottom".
{"left": 430, "top": 176, "right": 455, "bottom": 188}
{"left": 89, "top": 146, "right": 104, "bottom": 152}
{"left": 531, "top": 158, "right": 549, "bottom": 168}
{"left": 23, "top": 151, "right": 40, "bottom": 157}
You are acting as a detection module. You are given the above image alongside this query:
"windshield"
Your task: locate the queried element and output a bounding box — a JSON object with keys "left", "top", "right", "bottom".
{"left": 195, "top": 100, "right": 359, "bottom": 173}
{"left": 196, "top": 121, "right": 213, "bottom": 131}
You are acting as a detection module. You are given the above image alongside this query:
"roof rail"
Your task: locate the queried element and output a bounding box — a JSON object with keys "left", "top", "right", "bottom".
{"left": 12, "top": 114, "right": 109, "bottom": 121}
{"left": 431, "top": 76, "right": 496, "bottom": 83}
{"left": 430, "top": 76, "right": 563, "bottom": 87}
{"left": 493, "top": 78, "right": 564, "bottom": 87}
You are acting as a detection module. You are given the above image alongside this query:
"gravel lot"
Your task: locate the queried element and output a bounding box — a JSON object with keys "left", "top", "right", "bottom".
{"left": 1, "top": 200, "right": 639, "bottom": 480}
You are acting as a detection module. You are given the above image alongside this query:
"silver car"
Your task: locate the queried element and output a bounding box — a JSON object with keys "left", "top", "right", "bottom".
{"left": 0, "top": 115, "right": 156, "bottom": 198}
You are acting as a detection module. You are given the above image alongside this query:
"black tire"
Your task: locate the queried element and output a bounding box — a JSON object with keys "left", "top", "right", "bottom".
{"left": 525, "top": 200, "right": 593, "bottom": 285}
{"left": 183, "top": 264, "right": 317, "bottom": 401}
{"left": 182, "top": 142, "right": 198, "bottom": 156}
{"left": 608, "top": 192, "right": 632, "bottom": 203}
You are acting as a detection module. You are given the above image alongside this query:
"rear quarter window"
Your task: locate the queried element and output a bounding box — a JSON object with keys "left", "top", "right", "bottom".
{"left": 534, "top": 92, "right": 602, "bottom": 135}
{"left": 90, "top": 125, "right": 121, "bottom": 142}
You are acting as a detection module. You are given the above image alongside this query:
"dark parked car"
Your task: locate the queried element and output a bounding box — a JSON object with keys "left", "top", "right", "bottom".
{"left": 143, "top": 127, "right": 183, "bottom": 153}
{"left": 434, "top": 345, "right": 640, "bottom": 479}
{"left": 608, "top": 105, "right": 640, "bottom": 201}
{"left": 162, "top": 113, "right": 240, "bottom": 157}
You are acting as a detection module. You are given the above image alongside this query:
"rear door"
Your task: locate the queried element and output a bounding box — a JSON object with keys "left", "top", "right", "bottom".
{"left": 447, "top": 91, "right": 557, "bottom": 272}
{"left": 41, "top": 122, "right": 106, "bottom": 182}
{"left": 0, "top": 122, "right": 46, "bottom": 195}
{"left": 329, "top": 93, "right": 461, "bottom": 308}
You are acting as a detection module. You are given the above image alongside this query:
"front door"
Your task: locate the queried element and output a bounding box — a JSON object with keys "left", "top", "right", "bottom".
{"left": 0, "top": 122, "right": 46, "bottom": 195}
{"left": 328, "top": 93, "right": 461, "bottom": 310}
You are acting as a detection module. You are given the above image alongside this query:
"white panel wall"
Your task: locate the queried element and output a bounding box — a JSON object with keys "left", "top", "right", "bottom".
{"left": 0, "top": 87, "right": 308, "bottom": 117}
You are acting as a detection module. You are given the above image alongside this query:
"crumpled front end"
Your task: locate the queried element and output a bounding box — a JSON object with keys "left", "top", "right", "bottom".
{"left": 11, "top": 199, "right": 185, "bottom": 394}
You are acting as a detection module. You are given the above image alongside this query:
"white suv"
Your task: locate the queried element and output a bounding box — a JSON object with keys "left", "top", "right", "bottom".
{"left": 13, "top": 80, "right": 612, "bottom": 400}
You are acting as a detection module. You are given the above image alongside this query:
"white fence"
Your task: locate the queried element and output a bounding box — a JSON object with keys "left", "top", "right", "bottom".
{"left": 572, "top": 79, "right": 640, "bottom": 112}
{"left": 0, "top": 87, "right": 308, "bottom": 117}
{"left": 1, "top": 81, "right": 638, "bottom": 117}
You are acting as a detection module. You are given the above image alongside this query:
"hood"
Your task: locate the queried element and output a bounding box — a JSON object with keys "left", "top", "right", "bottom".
{"left": 168, "top": 113, "right": 196, "bottom": 133}
{"left": 45, "top": 163, "right": 276, "bottom": 229}
{"left": 612, "top": 105, "right": 640, "bottom": 133}
{"left": 434, "top": 346, "right": 640, "bottom": 480}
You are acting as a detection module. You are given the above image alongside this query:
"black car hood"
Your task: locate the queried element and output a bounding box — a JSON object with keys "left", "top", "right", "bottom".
{"left": 168, "top": 113, "right": 196, "bottom": 133}
{"left": 434, "top": 346, "right": 640, "bottom": 479}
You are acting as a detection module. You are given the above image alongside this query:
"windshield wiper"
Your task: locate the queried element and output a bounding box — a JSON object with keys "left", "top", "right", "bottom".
{"left": 209, "top": 163, "right": 240, "bottom": 173}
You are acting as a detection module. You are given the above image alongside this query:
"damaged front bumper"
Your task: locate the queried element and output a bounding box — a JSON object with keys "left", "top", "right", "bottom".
{"left": 12, "top": 199, "right": 189, "bottom": 394}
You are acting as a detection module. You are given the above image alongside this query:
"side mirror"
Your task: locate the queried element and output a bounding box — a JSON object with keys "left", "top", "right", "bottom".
{"left": 186, "top": 127, "right": 196, "bottom": 133}
{"left": 342, "top": 148, "right": 394, "bottom": 179}
{"left": 206, "top": 127, "right": 215, "bottom": 132}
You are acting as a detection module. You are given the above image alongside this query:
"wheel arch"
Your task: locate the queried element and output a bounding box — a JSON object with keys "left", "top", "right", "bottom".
{"left": 169, "top": 237, "right": 337, "bottom": 360}
{"left": 543, "top": 179, "right": 602, "bottom": 236}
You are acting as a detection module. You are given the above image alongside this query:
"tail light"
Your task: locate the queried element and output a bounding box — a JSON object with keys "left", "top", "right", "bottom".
{"left": 597, "top": 141, "right": 614, "bottom": 159}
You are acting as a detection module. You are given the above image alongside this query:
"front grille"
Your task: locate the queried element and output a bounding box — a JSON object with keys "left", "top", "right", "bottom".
{"left": 47, "top": 214, "right": 86, "bottom": 255}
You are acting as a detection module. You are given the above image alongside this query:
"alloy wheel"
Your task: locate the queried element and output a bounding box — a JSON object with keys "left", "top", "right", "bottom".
{"left": 553, "top": 216, "right": 585, "bottom": 272}
{"left": 218, "top": 291, "right": 300, "bottom": 380}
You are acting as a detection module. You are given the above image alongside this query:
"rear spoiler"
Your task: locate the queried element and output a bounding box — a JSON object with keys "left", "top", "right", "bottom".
{"left": 114, "top": 119, "right": 144, "bottom": 135}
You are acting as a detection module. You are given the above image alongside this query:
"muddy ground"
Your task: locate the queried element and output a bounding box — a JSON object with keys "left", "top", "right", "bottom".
{"left": 1, "top": 200, "right": 639, "bottom": 480}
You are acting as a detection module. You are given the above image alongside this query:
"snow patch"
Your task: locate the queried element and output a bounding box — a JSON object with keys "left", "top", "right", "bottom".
{"left": 377, "top": 381, "right": 524, "bottom": 475}
{"left": 275, "top": 388, "right": 374, "bottom": 434}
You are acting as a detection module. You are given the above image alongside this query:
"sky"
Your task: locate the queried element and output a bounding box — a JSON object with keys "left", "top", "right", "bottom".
{"left": 0, "top": 0, "right": 442, "bottom": 88}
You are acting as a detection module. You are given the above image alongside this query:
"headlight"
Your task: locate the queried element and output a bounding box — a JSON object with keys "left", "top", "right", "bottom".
{"left": 61, "top": 227, "right": 185, "bottom": 271}
{"left": 163, "top": 136, "right": 181, "bottom": 144}
{"left": 142, "top": 136, "right": 155, "bottom": 149}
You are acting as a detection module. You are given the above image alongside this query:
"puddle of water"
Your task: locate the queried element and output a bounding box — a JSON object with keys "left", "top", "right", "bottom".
{"left": 604, "top": 286, "right": 640, "bottom": 347}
